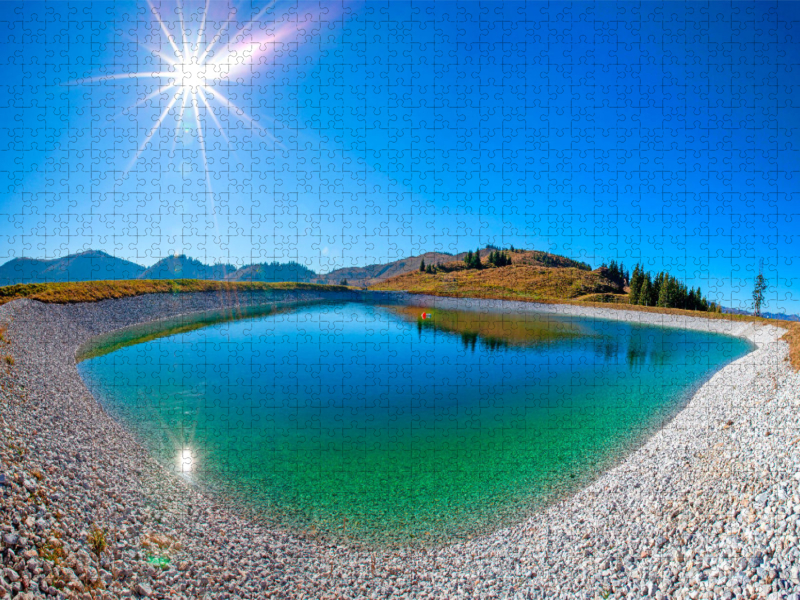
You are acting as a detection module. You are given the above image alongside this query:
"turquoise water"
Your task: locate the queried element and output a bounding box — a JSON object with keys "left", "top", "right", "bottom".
{"left": 77, "top": 302, "right": 752, "bottom": 546}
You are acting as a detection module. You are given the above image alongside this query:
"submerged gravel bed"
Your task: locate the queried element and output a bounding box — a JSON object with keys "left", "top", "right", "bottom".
{"left": 0, "top": 290, "right": 798, "bottom": 599}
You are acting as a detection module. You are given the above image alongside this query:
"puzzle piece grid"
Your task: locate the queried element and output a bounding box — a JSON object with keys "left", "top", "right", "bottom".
{"left": 0, "top": 0, "right": 798, "bottom": 546}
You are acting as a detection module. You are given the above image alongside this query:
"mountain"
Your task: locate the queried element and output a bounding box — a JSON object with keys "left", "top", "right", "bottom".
{"left": 762, "top": 312, "right": 800, "bottom": 322}
{"left": 0, "top": 250, "right": 145, "bottom": 286}
{"left": 139, "top": 255, "right": 238, "bottom": 280}
{"left": 315, "top": 252, "right": 457, "bottom": 286}
{"left": 722, "top": 306, "right": 800, "bottom": 322}
{"left": 721, "top": 306, "right": 750, "bottom": 316}
{"left": 226, "top": 261, "right": 316, "bottom": 282}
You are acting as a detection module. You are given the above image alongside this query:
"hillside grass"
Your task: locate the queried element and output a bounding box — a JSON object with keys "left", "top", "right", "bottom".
{"left": 371, "top": 265, "right": 800, "bottom": 371}
{"left": 370, "top": 263, "right": 622, "bottom": 301}
{"left": 0, "top": 279, "right": 350, "bottom": 305}
{"left": 500, "top": 249, "right": 592, "bottom": 271}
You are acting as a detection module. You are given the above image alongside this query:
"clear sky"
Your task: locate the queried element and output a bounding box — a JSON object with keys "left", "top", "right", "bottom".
{"left": 1, "top": 1, "right": 798, "bottom": 313}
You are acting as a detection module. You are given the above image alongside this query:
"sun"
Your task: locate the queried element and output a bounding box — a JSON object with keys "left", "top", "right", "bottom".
{"left": 75, "top": 0, "right": 285, "bottom": 192}
{"left": 179, "top": 62, "right": 209, "bottom": 91}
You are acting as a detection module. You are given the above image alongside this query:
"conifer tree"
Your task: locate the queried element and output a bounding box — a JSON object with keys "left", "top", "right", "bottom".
{"left": 628, "top": 265, "right": 715, "bottom": 312}
{"left": 657, "top": 276, "right": 669, "bottom": 307}
{"left": 652, "top": 273, "right": 664, "bottom": 306}
{"left": 473, "top": 247, "right": 482, "bottom": 269}
{"left": 640, "top": 274, "right": 652, "bottom": 306}
{"left": 420, "top": 258, "right": 426, "bottom": 272}
{"left": 753, "top": 262, "right": 767, "bottom": 317}
{"left": 629, "top": 264, "right": 643, "bottom": 304}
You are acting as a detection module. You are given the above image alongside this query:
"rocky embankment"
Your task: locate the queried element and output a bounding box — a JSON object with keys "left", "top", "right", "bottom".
{"left": 0, "top": 291, "right": 798, "bottom": 599}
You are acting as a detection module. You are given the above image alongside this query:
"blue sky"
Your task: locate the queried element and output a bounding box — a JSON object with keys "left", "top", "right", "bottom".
{"left": 1, "top": 1, "right": 799, "bottom": 313}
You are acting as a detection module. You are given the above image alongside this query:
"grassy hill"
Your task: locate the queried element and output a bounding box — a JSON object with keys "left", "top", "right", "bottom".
{"left": 486, "top": 249, "right": 592, "bottom": 271}
{"left": 370, "top": 251, "right": 622, "bottom": 302}
{"left": 313, "top": 248, "right": 593, "bottom": 286}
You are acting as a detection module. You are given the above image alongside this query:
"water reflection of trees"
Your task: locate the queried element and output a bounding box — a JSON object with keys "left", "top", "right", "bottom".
{"left": 457, "top": 331, "right": 508, "bottom": 352}
{"left": 416, "top": 320, "right": 502, "bottom": 352}
{"left": 397, "top": 306, "right": 680, "bottom": 368}
{"left": 392, "top": 306, "right": 584, "bottom": 352}
{"left": 590, "top": 332, "right": 669, "bottom": 369}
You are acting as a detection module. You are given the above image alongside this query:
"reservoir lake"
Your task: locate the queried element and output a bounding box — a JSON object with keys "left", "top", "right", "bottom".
{"left": 77, "top": 301, "right": 752, "bottom": 546}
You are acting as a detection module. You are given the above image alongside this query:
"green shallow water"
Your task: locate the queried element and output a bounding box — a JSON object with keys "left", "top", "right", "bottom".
{"left": 77, "top": 301, "right": 752, "bottom": 546}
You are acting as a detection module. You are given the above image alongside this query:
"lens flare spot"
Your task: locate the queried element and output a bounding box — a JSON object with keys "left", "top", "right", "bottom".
{"left": 179, "top": 448, "right": 194, "bottom": 473}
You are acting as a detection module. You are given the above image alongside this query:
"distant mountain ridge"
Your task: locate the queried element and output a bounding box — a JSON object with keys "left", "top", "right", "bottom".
{"left": 0, "top": 248, "right": 597, "bottom": 290}
{"left": 314, "top": 252, "right": 457, "bottom": 286}
{"left": 227, "top": 261, "right": 316, "bottom": 283}
{"left": 722, "top": 306, "right": 800, "bottom": 322}
{"left": 0, "top": 250, "right": 145, "bottom": 286}
{"left": 762, "top": 312, "right": 800, "bottom": 322}
{"left": 0, "top": 250, "right": 470, "bottom": 287}
{"left": 0, "top": 250, "right": 398, "bottom": 287}
{"left": 140, "top": 255, "right": 238, "bottom": 281}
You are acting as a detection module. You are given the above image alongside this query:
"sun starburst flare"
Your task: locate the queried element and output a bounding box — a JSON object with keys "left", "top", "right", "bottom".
{"left": 74, "top": 0, "right": 299, "bottom": 190}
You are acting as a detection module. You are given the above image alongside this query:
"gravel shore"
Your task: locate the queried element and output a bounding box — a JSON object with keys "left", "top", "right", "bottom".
{"left": 1, "top": 290, "right": 798, "bottom": 599}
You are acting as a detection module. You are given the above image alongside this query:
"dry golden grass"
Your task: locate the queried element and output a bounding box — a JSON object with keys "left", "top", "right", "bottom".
{"left": 86, "top": 525, "right": 108, "bottom": 560}
{"left": 0, "top": 279, "right": 350, "bottom": 305}
{"left": 370, "top": 263, "right": 622, "bottom": 301}
{"left": 575, "top": 293, "right": 631, "bottom": 304}
{"left": 498, "top": 249, "right": 592, "bottom": 270}
{"left": 372, "top": 265, "right": 800, "bottom": 371}
{"left": 783, "top": 321, "right": 800, "bottom": 370}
